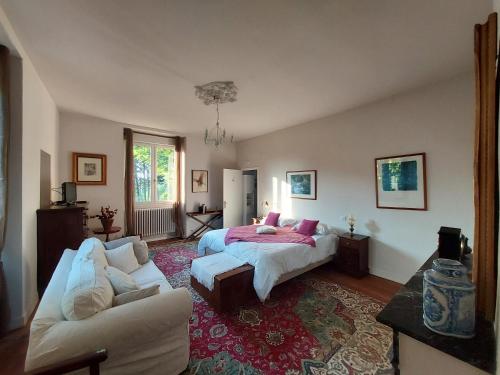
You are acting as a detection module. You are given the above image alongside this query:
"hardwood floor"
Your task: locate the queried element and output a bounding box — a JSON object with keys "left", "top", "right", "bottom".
{"left": 0, "top": 263, "right": 402, "bottom": 374}
{"left": 311, "top": 263, "right": 402, "bottom": 304}
{"left": 0, "top": 319, "right": 30, "bottom": 375}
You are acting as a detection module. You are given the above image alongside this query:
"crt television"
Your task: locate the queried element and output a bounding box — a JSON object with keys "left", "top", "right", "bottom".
{"left": 62, "top": 182, "right": 77, "bottom": 205}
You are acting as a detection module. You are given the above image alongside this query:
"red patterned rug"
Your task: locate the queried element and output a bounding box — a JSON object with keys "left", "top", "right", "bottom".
{"left": 150, "top": 243, "right": 393, "bottom": 375}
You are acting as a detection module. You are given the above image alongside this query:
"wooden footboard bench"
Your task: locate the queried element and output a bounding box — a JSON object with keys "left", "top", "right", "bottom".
{"left": 190, "top": 257, "right": 256, "bottom": 312}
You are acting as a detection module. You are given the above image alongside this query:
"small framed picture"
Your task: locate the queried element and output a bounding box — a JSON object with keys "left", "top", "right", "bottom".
{"left": 72, "top": 152, "right": 107, "bottom": 185}
{"left": 286, "top": 170, "right": 317, "bottom": 200}
{"left": 192, "top": 170, "right": 208, "bottom": 193}
{"left": 375, "top": 152, "right": 427, "bottom": 210}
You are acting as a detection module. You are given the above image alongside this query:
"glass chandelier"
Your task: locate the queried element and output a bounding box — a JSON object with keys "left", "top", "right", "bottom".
{"left": 195, "top": 81, "right": 237, "bottom": 149}
{"left": 204, "top": 100, "right": 234, "bottom": 148}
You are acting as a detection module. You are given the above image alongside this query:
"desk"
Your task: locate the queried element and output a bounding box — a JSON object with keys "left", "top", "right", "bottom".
{"left": 185, "top": 210, "right": 223, "bottom": 241}
{"left": 93, "top": 226, "right": 121, "bottom": 242}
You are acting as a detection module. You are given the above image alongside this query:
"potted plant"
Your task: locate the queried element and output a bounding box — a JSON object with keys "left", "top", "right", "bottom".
{"left": 92, "top": 206, "right": 118, "bottom": 231}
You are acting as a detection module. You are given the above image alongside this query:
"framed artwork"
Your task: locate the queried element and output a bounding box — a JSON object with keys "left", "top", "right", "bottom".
{"left": 286, "top": 170, "right": 317, "bottom": 200}
{"left": 192, "top": 170, "right": 208, "bottom": 193}
{"left": 72, "top": 152, "right": 107, "bottom": 185}
{"left": 375, "top": 152, "right": 427, "bottom": 210}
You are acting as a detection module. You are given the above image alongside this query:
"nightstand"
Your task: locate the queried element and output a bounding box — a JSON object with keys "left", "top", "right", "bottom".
{"left": 335, "top": 233, "right": 370, "bottom": 277}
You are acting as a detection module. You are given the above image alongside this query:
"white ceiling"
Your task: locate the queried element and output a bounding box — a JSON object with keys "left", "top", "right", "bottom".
{"left": 0, "top": 0, "right": 492, "bottom": 140}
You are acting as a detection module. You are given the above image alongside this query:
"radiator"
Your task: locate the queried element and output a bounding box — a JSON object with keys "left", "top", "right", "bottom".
{"left": 134, "top": 207, "right": 176, "bottom": 238}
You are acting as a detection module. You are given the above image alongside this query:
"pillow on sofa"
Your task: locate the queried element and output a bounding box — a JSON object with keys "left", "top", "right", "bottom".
{"left": 104, "top": 242, "right": 140, "bottom": 274}
{"left": 74, "top": 237, "right": 108, "bottom": 268}
{"left": 105, "top": 266, "right": 139, "bottom": 294}
{"left": 256, "top": 225, "right": 277, "bottom": 234}
{"left": 104, "top": 236, "right": 149, "bottom": 265}
{"left": 133, "top": 240, "right": 149, "bottom": 264}
{"left": 113, "top": 284, "right": 160, "bottom": 306}
{"left": 104, "top": 235, "right": 141, "bottom": 250}
{"left": 62, "top": 257, "right": 114, "bottom": 321}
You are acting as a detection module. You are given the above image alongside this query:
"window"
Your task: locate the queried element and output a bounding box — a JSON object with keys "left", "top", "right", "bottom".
{"left": 133, "top": 142, "right": 176, "bottom": 206}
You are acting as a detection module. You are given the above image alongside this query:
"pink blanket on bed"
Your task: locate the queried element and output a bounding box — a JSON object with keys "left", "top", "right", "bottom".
{"left": 224, "top": 225, "right": 316, "bottom": 247}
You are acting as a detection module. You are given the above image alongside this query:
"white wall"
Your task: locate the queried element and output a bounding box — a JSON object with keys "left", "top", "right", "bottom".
{"left": 59, "top": 112, "right": 125, "bottom": 237}
{"left": 237, "top": 74, "right": 474, "bottom": 284}
{"left": 184, "top": 137, "right": 237, "bottom": 236}
{"left": 0, "top": 7, "right": 59, "bottom": 329}
{"left": 58, "top": 111, "right": 237, "bottom": 239}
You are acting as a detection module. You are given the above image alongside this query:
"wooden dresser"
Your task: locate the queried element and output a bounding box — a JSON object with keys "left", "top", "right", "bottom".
{"left": 335, "top": 233, "right": 370, "bottom": 277}
{"left": 37, "top": 204, "right": 88, "bottom": 296}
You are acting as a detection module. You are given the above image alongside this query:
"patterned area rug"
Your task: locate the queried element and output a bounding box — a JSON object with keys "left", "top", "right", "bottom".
{"left": 149, "top": 242, "right": 393, "bottom": 375}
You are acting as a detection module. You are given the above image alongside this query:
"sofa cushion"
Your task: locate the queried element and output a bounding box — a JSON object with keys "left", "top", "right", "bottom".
{"left": 129, "top": 260, "right": 168, "bottom": 287}
{"left": 113, "top": 284, "right": 160, "bottom": 306}
{"left": 104, "top": 236, "right": 149, "bottom": 265}
{"left": 104, "top": 242, "right": 140, "bottom": 274}
{"left": 62, "top": 256, "right": 114, "bottom": 321}
{"left": 105, "top": 266, "right": 139, "bottom": 294}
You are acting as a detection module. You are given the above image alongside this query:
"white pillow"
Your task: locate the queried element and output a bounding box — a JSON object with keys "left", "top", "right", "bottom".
{"left": 113, "top": 284, "right": 160, "bottom": 306}
{"left": 278, "top": 217, "right": 298, "bottom": 227}
{"left": 62, "top": 257, "right": 114, "bottom": 321}
{"left": 104, "top": 236, "right": 149, "bottom": 265}
{"left": 315, "top": 223, "right": 330, "bottom": 235}
{"left": 105, "top": 266, "right": 139, "bottom": 294}
{"left": 104, "top": 242, "right": 140, "bottom": 274}
{"left": 74, "top": 237, "right": 108, "bottom": 268}
{"left": 256, "top": 225, "right": 277, "bottom": 234}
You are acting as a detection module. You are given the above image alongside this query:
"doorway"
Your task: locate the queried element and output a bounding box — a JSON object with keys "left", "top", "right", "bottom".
{"left": 40, "top": 150, "right": 51, "bottom": 209}
{"left": 243, "top": 169, "right": 257, "bottom": 225}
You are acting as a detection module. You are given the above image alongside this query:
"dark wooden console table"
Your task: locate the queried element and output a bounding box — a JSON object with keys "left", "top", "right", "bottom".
{"left": 376, "top": 251, "right": 495, "bottom": 374}
{"left": 185, "top": 210, "right": 223, "bottom": 241}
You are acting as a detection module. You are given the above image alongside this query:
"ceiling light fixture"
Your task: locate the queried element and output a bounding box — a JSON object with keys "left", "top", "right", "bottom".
{"left": 195, "top": 81, "right": 237, "bottom": 149}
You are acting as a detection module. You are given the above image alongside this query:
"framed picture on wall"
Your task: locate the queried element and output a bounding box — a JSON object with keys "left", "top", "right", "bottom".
{"left": 192, "top": 170, "right": 208, "bottom": 193}
{"left": 72, "top": 152, "right": 107, "bottom": 185}
{"left": 375, "top": 152, "right": 427, "bottom": 210}
{"left": 286, "top": 170, "right": 317, "bottom": 200}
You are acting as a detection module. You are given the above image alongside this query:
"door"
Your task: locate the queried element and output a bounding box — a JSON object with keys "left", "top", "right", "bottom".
{"left": 243, "top": 173, "right": 257, "bottom": 225}
{"left": 40, "top": 150, "right": 51, "bottom": 209}
{"left": 223, "top": 169, "right": 243, "bottom": 228}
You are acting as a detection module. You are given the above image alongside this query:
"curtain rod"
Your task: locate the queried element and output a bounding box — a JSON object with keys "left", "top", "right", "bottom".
{"left": 124, "top": 128, "right": 180, "bottom": 140}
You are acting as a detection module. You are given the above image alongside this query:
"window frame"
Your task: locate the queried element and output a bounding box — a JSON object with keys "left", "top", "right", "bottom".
{"left": 133, "top": 141, "right": 177, "bottom": 208}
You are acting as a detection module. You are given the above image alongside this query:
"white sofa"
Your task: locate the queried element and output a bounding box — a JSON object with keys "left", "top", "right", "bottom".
{"left": 25, "top": 240, "right": 193, "bottom": 375}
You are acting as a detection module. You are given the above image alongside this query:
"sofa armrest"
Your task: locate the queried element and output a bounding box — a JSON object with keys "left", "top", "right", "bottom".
{"left": 26, "top": 288, "right": 192, "bottom": 371}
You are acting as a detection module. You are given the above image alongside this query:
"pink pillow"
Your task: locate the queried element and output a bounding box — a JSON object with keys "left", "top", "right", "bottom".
{"left": 296, "top": 219, "right": 319, "bottom": 236}
{"left": 264, "top": 212, "right": 280, "bottom": 226}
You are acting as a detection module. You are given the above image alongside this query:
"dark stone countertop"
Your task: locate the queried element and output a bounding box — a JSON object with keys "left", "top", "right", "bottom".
{"left": 376, "top": 252, "right": 496, "bottom": 374}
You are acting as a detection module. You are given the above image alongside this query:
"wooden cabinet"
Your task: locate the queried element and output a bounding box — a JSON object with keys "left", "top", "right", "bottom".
{"left": 37, "top": 205, "right": 87, "bottom": 296}
{"left": 335, "top": 233, "right": 369, "bottom": 277}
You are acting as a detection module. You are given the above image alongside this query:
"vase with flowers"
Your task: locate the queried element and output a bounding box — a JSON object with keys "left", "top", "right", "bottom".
{"left": 92, "top": 206, "right": 118, "bottom": 231}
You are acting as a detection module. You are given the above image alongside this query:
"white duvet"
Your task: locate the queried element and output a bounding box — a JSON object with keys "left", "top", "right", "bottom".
{"left": 197, "top": 228, "right": 337, "bottom": 301}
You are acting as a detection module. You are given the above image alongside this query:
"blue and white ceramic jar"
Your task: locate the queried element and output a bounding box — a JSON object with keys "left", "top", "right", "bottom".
{"left": 423, "top": 258, "right": 475, "bottom": 338}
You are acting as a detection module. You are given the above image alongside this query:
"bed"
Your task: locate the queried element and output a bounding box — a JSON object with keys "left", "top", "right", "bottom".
{"left": 197, "top": 227, "right": 338, "bottom": 301}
